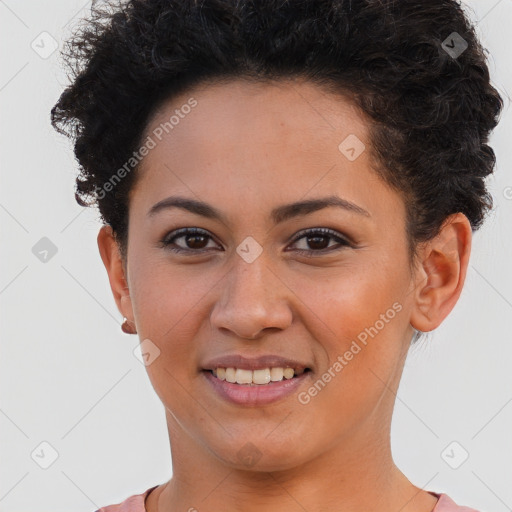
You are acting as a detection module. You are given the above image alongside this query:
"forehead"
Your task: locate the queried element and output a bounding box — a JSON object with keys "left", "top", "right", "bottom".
{"left": 143, "top": 77, "right": 370, "bottom": 154}
{"left": 129, "top": 77, "right": 401, "bottom": 226}
{"left": 138, "top": 78, "right": 368, "bottom": 176}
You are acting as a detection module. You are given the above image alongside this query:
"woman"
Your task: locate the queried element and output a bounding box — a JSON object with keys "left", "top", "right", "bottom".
{"left": 51, "top": 0, "right": 503, "bottom": 511}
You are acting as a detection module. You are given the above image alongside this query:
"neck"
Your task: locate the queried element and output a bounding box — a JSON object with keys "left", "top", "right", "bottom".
{"left": 147, "top": 409, "right": 438, "bottom": 512}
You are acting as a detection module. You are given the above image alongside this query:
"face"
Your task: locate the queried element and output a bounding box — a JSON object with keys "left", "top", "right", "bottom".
{"left": 105, "top": 78, "right": 437, "bottom": 471}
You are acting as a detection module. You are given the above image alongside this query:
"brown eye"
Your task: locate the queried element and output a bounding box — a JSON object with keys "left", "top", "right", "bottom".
{"left": 288, "top": 228, "right": 352, "bottom": 255}
{"left": 161, "top": 228, "right": 221, "bottom": 253}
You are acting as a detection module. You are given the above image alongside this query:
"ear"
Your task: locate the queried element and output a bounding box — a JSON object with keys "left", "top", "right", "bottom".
{"left": 410, "top": 213, "right": 472, "bottom": 333}
{"left": 97, "top": 225, "right": 135, "bottom": 323}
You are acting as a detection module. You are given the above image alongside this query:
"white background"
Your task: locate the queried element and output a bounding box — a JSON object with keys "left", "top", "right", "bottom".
{"left": 1, "top": 1, "right": 511, "bottom": 511}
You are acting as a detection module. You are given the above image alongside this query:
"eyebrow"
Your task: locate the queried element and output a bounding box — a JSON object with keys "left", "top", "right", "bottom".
{"left": 147, "top": 195, "right": 371, "bottom": 224}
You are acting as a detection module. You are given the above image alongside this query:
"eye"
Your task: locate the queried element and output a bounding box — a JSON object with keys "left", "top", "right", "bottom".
{"left": 160, "top": 227, "right": 222, "bottom": 254}
{"left": 159, "top": 227, "right": 353, "bottom": 256}
{"left": 287, "top": 228, "right": 352, "bottom": 256}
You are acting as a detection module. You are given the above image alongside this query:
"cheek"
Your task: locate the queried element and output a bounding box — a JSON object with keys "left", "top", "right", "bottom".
{"left": 129, "top": 267, "right": 202, "bottom": 409}
{"left": 295, "top": 256, "right": 406, "bottom": 336}
{"left": 130, "top": 255, "right": 212, "bottom": 336}
{"left": 290, "top": 269, "right": 409, "bottom": 438}
{"left": 128, "top": 257, "right": 228, "bottom": 399}
{"left": 293, "top": 259, "right": 409, "bottom": 385}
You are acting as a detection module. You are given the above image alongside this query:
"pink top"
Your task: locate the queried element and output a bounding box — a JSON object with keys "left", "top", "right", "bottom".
{"left": 94, "top": 487, "right": 482, "bottom": 512}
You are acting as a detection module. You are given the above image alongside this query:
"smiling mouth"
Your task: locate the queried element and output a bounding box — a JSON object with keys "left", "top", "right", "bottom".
{"left": 205, "top": 367, "right": 312, "bottom": 386}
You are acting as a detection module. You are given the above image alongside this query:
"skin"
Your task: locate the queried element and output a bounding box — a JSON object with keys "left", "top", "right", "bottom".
{"left": 98, "top": 77, "right": 472, "bottom": 512}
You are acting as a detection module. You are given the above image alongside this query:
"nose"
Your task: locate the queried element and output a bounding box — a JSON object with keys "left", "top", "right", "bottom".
{"left": 210, "top": 254, "right": 293, "bottom": 340}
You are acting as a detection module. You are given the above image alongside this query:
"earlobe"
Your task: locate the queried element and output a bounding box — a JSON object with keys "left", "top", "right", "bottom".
{"left": 97, "top": 225, "right": 135, "bottom": 323}
{"left": 410, "top": 213, "right": 472, "bottom": 333}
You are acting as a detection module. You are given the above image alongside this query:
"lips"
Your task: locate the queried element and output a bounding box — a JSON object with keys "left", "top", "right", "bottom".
{"left": 201, "top": 354, "right": 312, "bottom": 373}
{"left": 202, "top": 365, "right": 312, "bottom": 405}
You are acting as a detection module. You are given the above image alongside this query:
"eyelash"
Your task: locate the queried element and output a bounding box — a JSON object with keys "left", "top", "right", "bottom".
{"left": 159, "top": 227, "right": 353, "bottom": 256}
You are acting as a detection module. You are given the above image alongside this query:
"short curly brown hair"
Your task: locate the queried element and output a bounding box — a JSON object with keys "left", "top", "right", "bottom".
{"left": 51, "top": 0, "right": 503, "bottom": 261}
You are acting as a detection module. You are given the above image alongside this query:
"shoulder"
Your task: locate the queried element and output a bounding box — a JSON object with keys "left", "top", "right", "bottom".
{"left": 433, "top": 493, "right": 482, "bottom": 512}
{"left": 92, "top": 486, "right": 158, "bottom": 512}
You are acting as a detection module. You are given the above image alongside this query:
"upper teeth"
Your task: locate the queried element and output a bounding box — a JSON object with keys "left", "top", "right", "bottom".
{"left": 212, "top": 367, "right": 304, "bottom": 385}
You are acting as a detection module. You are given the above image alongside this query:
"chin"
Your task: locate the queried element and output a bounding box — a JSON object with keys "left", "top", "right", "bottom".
{"left": 208, "top": 434, "right": 312, "bottom": 472}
